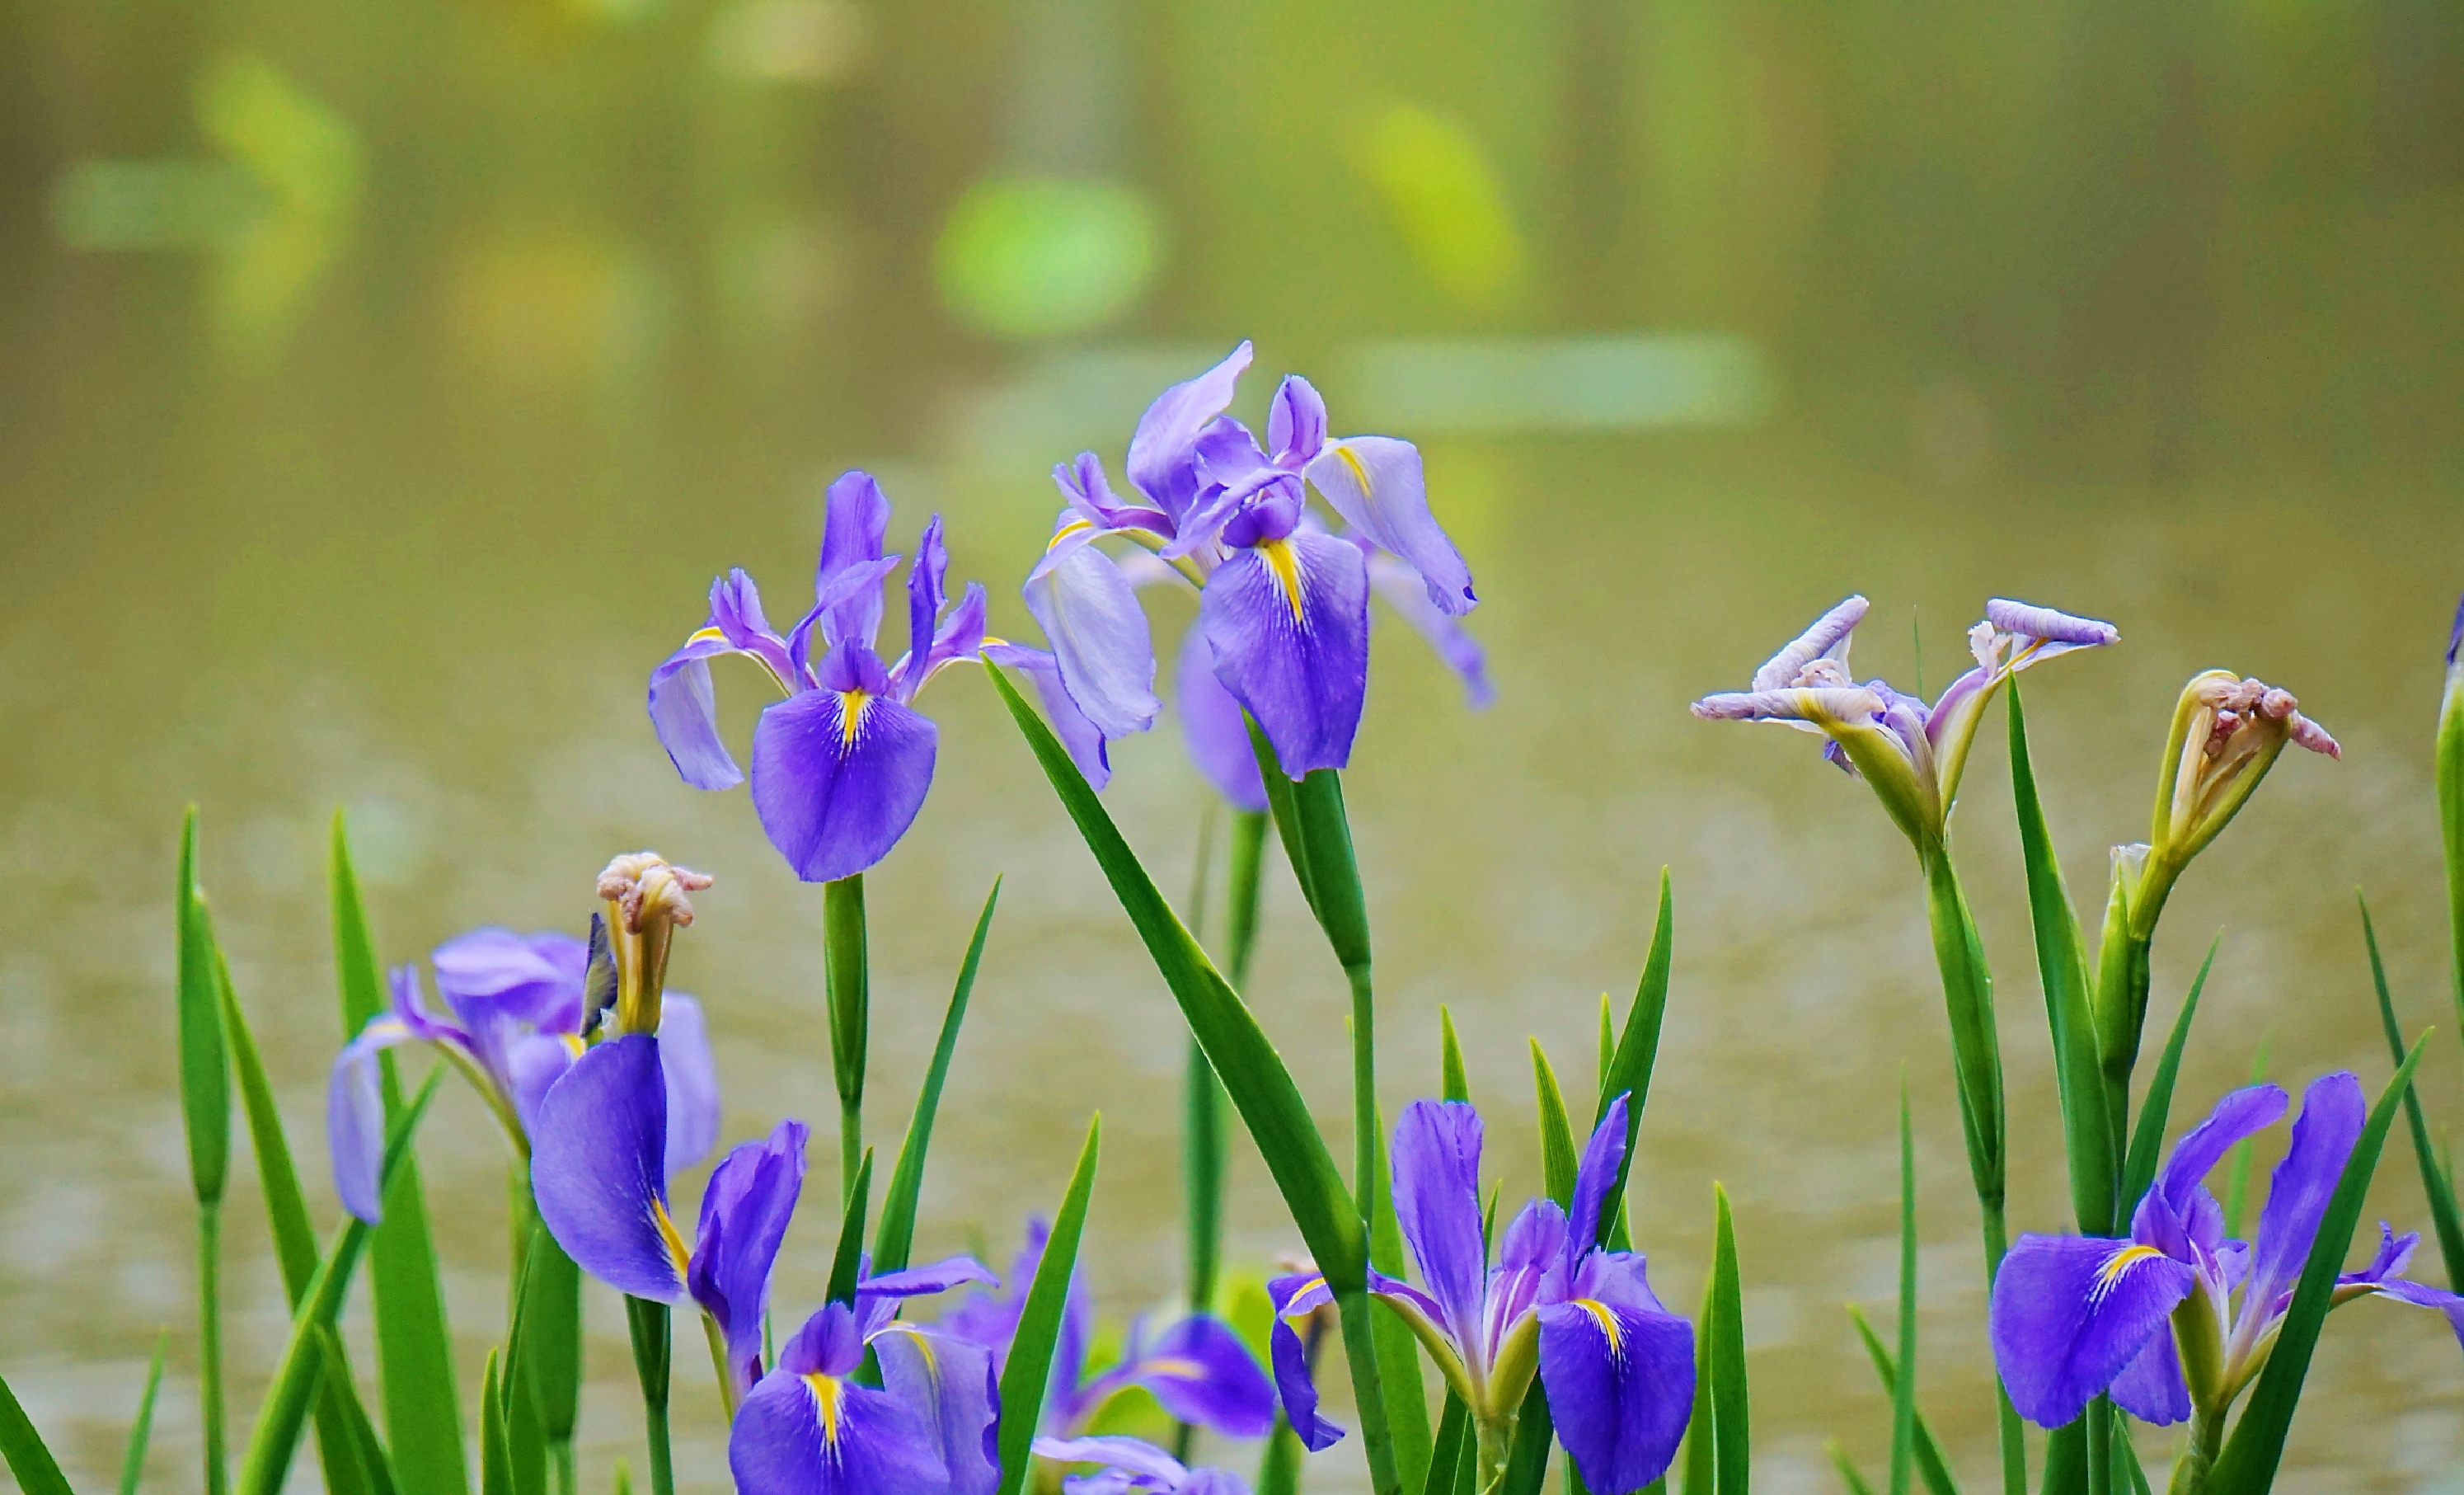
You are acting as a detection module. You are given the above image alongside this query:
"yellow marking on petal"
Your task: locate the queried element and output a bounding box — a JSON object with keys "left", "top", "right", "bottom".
{"left": 802, "top": 1372, "right": 844, "bottom": 1448}
{"left": 1572, "top": 1298, "right": 1623, "bottom": 1355}
{"left": 1335, "top": 444, "right": 1371, "bottom": 496}
{"left": 838, "top": 689, "right": 869, "bottom": 746}
{"left": 651, "top": 1196, "right": 692, "bottom": 1286}
{"left": 560, "top": 1032, "right": 585, "bottom": 1060}
{"left": 1282, "top": 1275, "right": 1327, "bottom": 1319}
{"left": 2095, "top": 1243, "right": 2166, "bottom": 1298}
{"left": 688, "top": 626, "right": 730, "bottom": 646}
{"left": 1048, "top": 519, "right": 1095, "bottom": 549}
{"left": 1257, "top": 538, "right": 1307, "bottom": 624}
{"left": 1143, "top": 1356, "right": 1206, "bottom": 1379}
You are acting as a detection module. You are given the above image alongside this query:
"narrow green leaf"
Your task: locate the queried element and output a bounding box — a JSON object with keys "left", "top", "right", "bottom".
{"left": 2222, "top": 1037, "right": 2270, "bottom": 1243}
{"left": 481, "top": 1352, "right": 514, "bottom": 1495}
{"left": 987, "top": 663, "right": 1362, "bottom": 1283}
{"left": 1599, "top": 871, "right": 1676, "bottom": 1249}
{"left": 1256, "top": 1421, "right": 1302, "bottom": 1495}
{"left": 232, "top": 1070, "right": 445, "bottom": 1495}
{"left": 2008, "top": 688, "right": 2118, "bottom": 1234}
{"left": 1223, "top": 808, "right": 1272, "bottom": 991}
{"left": 995, "top": 1116, "right": 1103, "bottom": 1495}
{"left": 1597, "top": 994, "right": 1615, "bottom": 1095}
{"left": 2438, "top": 656, "right": 2464, "bottom": 1058}
{"left": 1918, "top": 853, "right": 2004, "bottom": 1216}
{"left": 2113, "top": 1428, "right": 2151, "bottom": 1495}
{"left": 0, "top": 1367, "right": 74, "bottom": 1495}
{"left": 1440, "top": 1006, "right": 1471, "bottom": 1105}
{"left": 2119, "top": 936, "right": 2220, "bottom": 1207}
{"left": 2207, "top": 1034, "right": 2433, "bottom": 1493}
{"left": 332, "top": 813, "right": 469, "bottom": 1495}
{"left": 1286, "top": 768, "right": 1371, "bottom": 970}
{"left": 2358, "top": 893, "right": 2464, "bottom": 1290}
{"left": 828, "top": 1150, "right": 875, "bottom": 1308}
{"left": 875, "top": 879, "right": 1000, "bottom": 1274}
{"left": 621, "top": 1298, "right": 673, "bottom": 1495}
{"left": 1829, "top": 1444, "right": 1881, "bottom": 1495}
{"left": 1708, "top": 1185, "right": 1751, "bottom": 1495}
{"left": 1889, "top": 1089, "right": 1917, "bottom": 1495}
{"left": 1422, "top": 1394, "right": 1471, "bottom": 1495}
{"left": 1495, "top": 1380, "right": 1552, "bottom": 1495}
{"left": 505, "top": 1348, "right": 547, "bottom": 1495}
{"left": 612, "top": 1460, "right": 631, "bottom": 1495}
{"left": 1843, "top": 1308, "right": 1959, "bottom": 1495}
{"left": 119, "top": 1333, "right": 169, "bottom": 1495}
{"left": 220, "top": 971, "right": 378, "bottom": 1495}
{"left": 1248, "top": 721, "right": 1321, "bottom": 919}
{"left": 1681, "top": 1262, "right": 1716, "bottom": 1495}
{"left": 514, "top": 1223, "right": 583, "bottom": 1446}
{"left": 1532, "top": 1041, "right": 1579, "bottom": 1207}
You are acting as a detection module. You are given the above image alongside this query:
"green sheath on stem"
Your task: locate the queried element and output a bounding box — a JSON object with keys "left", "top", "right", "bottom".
{"left": 623, "top": 1297, "right": 673, "bottom": 1495}
{"left": 825, "top": 874, "right": 870, "bottom": 1200}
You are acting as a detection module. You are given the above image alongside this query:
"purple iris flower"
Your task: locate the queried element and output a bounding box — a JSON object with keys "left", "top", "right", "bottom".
{"left": 1020, "top": 343, "right": 1486, "bottom": 803}
{"left": 527, "top": 1035, "right": 995, "bottom": 1404}
{"left": 1031, "top": 1436, "right": 1251, "bottom": 1495}
{"left": 941, "top": 1220, "right": 1275, "bottom": 1441}
{"left": 326, "top": 928, "right": 717, "bottom": 1224}
{"left": 1270, "top": 1095, "right": 1694, "bottom": 1492}
{"left": 647, "top": 470, "right": 995, "bottom": 883}
{"left": 1692, "top": 595, "right": 2117, "bottom": 850}
{"left": 730, "top": 1284, "right": 1005, "bottom": 1495}
{"left": 1991, "top": 1072, "right": 2464, "bottom": 1432}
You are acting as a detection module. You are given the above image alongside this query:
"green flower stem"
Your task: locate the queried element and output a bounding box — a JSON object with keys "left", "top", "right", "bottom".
{"left": 824, "top": 874, "right": 869, "bottom": 1199}
{"left": 622, "top": 1297, "right": 673, "bottom": 1495}
{"left": 198, "top": 1199, "right": 227, "bottom": 1495}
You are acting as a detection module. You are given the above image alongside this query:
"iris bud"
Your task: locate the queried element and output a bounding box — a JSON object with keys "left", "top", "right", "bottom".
{"left": 597, "top": 852, "right": 713, "bottom": 1036}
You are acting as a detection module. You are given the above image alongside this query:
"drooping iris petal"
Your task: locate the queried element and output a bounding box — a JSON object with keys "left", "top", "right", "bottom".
{"left": 503, "top": 1032, "right": 580, "bottom": 1136}
{"left": 1033, "top": 1436, "right": 1188, "bottom": 1493}
{"left": 1200, "top": 531, "right": 1370, "bottom": 777}
{"left": 1302, "top": 437, "right": 1474, "bottom": 617}
{"left": 876, "top": 1328, "right": 1002, "bottom": 1495}
{"left": 2106, "top": 1328, "right": 2190, "bottom": 1426}
{"left": 750, "top": 644, "right": 938, "bottom": 883}
{"left": 657, "top": 995, "right": 720, "bottom": 1176}
{"left": 1988, "top": 1234, "right": 2196, "bottom": 1429}
{"left": 730, "top": 1361, "right": 951, "bottom": 1495}
{"left": 532, "top": 1034, "right": 690, "bottom": 1303}
{"left": 983, "top": 642, "right": 1114, "bottom": 790}
{"left": 1127, "top": 341, "right": 1251, "bottom": 521}
{"left": 2246, "top": 1071, "right": 2364, "bottom": 1316}
{"left": 1390, "top": 1100, "right": 1489, "bottom": 1352}
{"left": 1748, "top": 595, "right": 1869, "bottom": 692}
{"left": 690, "top": 1120, "right": 807, "bottom": 1392}
{"left": 1536, "top": 1293, "right": 1695, "bottom": 1494}
{"left": 1173, "top": 624, "right": 1267, "bottom": 811}
{"left": 2358, "top": 1276, "right": 2464, "bottom": 1346}
{"left": 431, "top": 929, "right": 588, "bottom": 1035}
{"left": 649, "top": 632, "right": 747, "bottom": 792}
{"left": 814, "top": 470, "right": 894, "bottom": 649}
{"left": 327, "top": 1016, "right": 419, "bottom": 1224}
{"left": 1023, "top": 546, "right": 1162, "bottom": 740}
{"left": 1119, "top": 1316, "right": 1274, "bottom": 1440}
{"left": 1268, "top": 376, "right": 1326, "bottom": 468}
{"left": 864, "top": 1256, "right": 1002, "bottom": 1301}
{"left": 1366, "top": 552, "right": 1493, "bottom": 709}
{"left": 1985, "top": 598, "right": 2120, "bottom": 654}
{"left": 1265, "top": 1273, "right": 1343, "bottom": 1451}
{"left": 1566, "top": 1096, "right": 1630, "bottom": 1257}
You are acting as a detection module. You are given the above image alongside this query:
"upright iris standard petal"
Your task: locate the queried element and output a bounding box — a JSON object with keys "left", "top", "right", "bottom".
{"left": 751, "top": 642, "right": 938, "bottom": 884}
{"left": 326, "top": 1016, "right": 418, "bottom": 1224}
{"left": 532, "top": 1034, "right": 692, "bottom": 1303}
{"left": 2155, "top": 1083, "right": 2289, "bottom": 1212}
{"left": 814, "top": 470, "right": 894, "bottom": 649}
{"left": 658, "top": 995, "right": 720, "bottom": 1176}
{"left": 1023, "top": 546, "right": 1162, "bottom": 740}
{"left": 875, "top": 1328, "right": 1001, "bottom": 1495}
{"left": 908, "top": 515, "right": 950, "bottom": 671}
{"left": 1268, "top": 376, "right": 1327, "bottom": 468}
{"left": 1535, "top": 1289, "right": 1695, "bottom": 1493}
{"left": 1264, "top": 1273, "right": 1344, "bottom": 1451}
{"left": 2246, "top": 1071, "right": 2365, "bottom": 1314}
{"left": 1565, "top": 1096, "right": 1630, "bottom": 1253}
{"left": 1988, "top": 1234, "right": 2197, "bottom": 1428}
{"left": 1302, "top": 437, "right": 1474, "bottom": 616}
{"left": 1175, "top": 625, "right": 1267, "bottom": 811}
{"left": 1200, "top": 529, "right": 1370, "bottom": 777}
{"left": 691, "top": 1120, "right": 809, "bottom": 1392}
{"left": 650, "top": 632, "right": 748, "bottom": 791}
{"left": 1390, "top": 1101, "right": 1490, "bottom": 1350}
{"left": 1127, "top": 341, "right": 1252, "bottom": 519}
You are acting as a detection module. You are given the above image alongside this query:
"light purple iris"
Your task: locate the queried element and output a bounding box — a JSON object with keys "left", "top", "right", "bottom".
{"left": 1991, "top": 1072, "right": 2464, "bottom": 1432}
{"left": 940, "top": 1220, "right": 1275, "bottom": 1442}
{"left": 1030, "top": 1436, "right": 1251, "bottom": 1495}
{"left": 1692, "top": 595, "right": 2118, "bottom": 849}
{"left": 1270, "top": 1095, "right": 1694, "bottom": 1492}
{"left": 1019, "top": 343, "right": 1487, "bottom": 804}
{"left": 648, "top": 470, "right": 996, "bottom": 883}
{"left": 326, "top": 928, "right": 717, "bottom": 1224}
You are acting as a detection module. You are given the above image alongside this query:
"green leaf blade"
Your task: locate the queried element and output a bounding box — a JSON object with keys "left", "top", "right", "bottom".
{"left": 2358, "top": 893, "right": 2464, "bottom": 1290}
{"left": 2119, "top": 937, "right": 2221, "bottom": 1208}
{"left": 994, "top": 1116, "right": 1103, "bottom": 1495}
{"left": 875, "top": 880, "right": 1000, "bottom": 1276}
{"left": 120, "top": 1333, "right": 170, "bottom": 1495}
{"left": 1708, "top": 1185, "right": 1751, "bottom": 1495}
{"left": 0, "top": 1368, "right": 75, "bottom": 1495}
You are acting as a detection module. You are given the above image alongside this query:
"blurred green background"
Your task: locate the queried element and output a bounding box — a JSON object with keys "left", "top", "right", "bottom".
{"left": 3, "top": 0, "right": 2462, "bottom": 1490}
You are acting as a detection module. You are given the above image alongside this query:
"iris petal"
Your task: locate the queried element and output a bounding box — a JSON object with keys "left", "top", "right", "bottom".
{"left": 689, "top": 1119, "right": 807, "bottom": 1392}
{"left": 1390, "top": 1101, "right": 1489, "bottom": 1354}
{"left": 1302, "top": 437, "right": 1474, "bottom": 616}
{"left": 1988, "top": 1234, "right": 2195, "bottom": 1429}
{"left": 1174, "top": 626, "right": 1267, "bottom": 811}
{"left": 2246, "top": 1071, "right": 2365, "bottom": 1317}
{"left": 877, "top": 1328, "right": 1002, "bottom": 1495}
{"left": 326, "top": 1017, "right": 417, "bottom": 1224}
{"left": 983, "top": 643, "right": 1114, "bottom": 790}
{"left": 1023, "top": 546, "right": 1162, "bottom": 740}
{"left": 1199, "top": 531, "right": 1369, "bottom": 778}
{"left": 2106, "top": 1328, "right": 2190, "bottom": 1427}
{"left": 1124, "top": 1316, "right": 1274, "bottom": 1440}
{"left": 649, "top": 632, "right": 746, "bottom": 792}
{"left": 729, "top": 1359, "right": 952, "bottom": 1495}
{"left": 1128, "top": 342, "right": 1251, "bottom": 521}
{"left": 1265, "top": 1273, "right": 1343, "bottom": 1451}
{"left": 532, "top": 1034, "right": 689, "bottom": 1303}
{"left": 658, "top": 995, "right": 720, "bottom": 1177}
{"left": 749, "top": 651, "right": 938, "bottom": 883}
{"left": 1535, "top": 1295, "right": 1695, "bottom": 1493}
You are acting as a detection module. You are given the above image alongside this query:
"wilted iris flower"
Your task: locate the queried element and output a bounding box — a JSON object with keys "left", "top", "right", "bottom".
{"left": 527, "top": 1036, "right": 993, "bottom": 1410}
{"left": 1271, "top": 1094, "right": 1693, "bottom": 1492}
{"left": 941, "top": 1220, "right": 1276, "bottom": 1441}
{"left": 1992, "top": 1073, "right": 2464, "bottom": 1440}
{"left": 326, "top": 923, "right": 717, "bottom": 1224}
{"left": 648, "top": 470, "right": 993, "bottom": 882}
{"left": 1020, "top": 342, "right": 1486, "bottom": 802}
{"left": 1691, "top": 595, "right": 2117, "bottom": 853}
{"left": 1031, "top": 1436, "right": 1251, "bottom": 1494}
